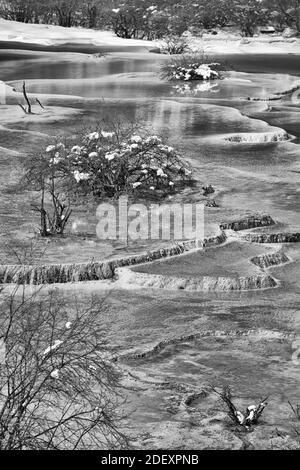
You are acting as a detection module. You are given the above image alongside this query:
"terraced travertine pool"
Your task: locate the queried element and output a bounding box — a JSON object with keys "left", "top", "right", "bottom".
{"left": 131, "top": 241, "right": 278, "bottom": 277}
{"left": 0, "top": 47, "right": 300, "bottom": 449}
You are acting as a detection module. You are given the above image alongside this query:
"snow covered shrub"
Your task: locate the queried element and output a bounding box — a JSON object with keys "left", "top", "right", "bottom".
{"left": 170, "top": 63, "right": 220, "bottom": 81}
{"left": 66, "top": 130, "right": 192, "bottom": 198}
{"left": 29, "top": 129, "right": 192, "bottom": 202}
{"left": 23, "top": 126, "right": 192, "bottom": 236}
{"left": 161, "top": 53, "right": 228, "bottom": 82}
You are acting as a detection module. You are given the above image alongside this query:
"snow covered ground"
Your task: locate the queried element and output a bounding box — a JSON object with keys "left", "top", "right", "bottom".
{"left": 0, "top": 19, "right": 156, "bottom": 48}
{"left": 0, "top": 18, "right": 300, "bottom": 54}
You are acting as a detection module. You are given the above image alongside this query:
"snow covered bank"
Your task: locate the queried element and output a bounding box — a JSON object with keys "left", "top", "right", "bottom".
{"left": 0, "top": 19, "right": 156, "bottom": 51}
{"left": 1, "top": 19, "right": 300, "bottom": 54}
{"left": 186, "top": 30, "right": 300, "bottom": 55}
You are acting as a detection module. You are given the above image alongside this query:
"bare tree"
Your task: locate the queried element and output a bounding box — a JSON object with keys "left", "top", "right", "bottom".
{"left": 0, "top": 0, "right": 35, "bottom": 23}
{"left": 18, "top": 82, "right": 32, "bottom": 114}
{"left": 273, "top": 0, "right": 300, "bottom": 32}
{"left": 52, "top": 0, "right": 80, "bottom": 27}
{"left": 0, "top": 286, "right": 129, "bottom": 449}
{"left": 18, "top": 82, "right": 44, "bottom": 115}
{"left": 23, "top": 151, "right": 72, "bottom": 237}
{"left": 81, "top": 1, "right": 101, "bottom": 28}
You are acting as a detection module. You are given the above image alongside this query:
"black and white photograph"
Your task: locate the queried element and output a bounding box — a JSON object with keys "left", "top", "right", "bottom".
{"left": 0, "top": 0, "right": 299, "bottom": 454}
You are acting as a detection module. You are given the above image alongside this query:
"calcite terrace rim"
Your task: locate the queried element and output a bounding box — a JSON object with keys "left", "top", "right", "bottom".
{"left": 0, "top": 213, "right": 298, "bottom": 289}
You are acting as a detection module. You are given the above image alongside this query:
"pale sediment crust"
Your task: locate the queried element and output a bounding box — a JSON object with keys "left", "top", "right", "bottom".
{"left": 251, "top": 249, "right": 290, "bottom": 269}
{"left": 249, "top": 84, "right": 300, "bottom": 101}
{"left": 116, "top": 328, "right": 300, "bottom": 362}
{"left": 242, "top": 232, "right": 300, "bottom": 243}
{"left": 220, "top": 214, "right": 275, "bottom": 231}
{"left": 116, "top": 267, "right": 277, "bottom": 291}
{"left": 224, "top": 130, "right": 292, "bottom": 143}
{"left": 115, "top": 245, "right": 290, "bottom": 292}
{"left": 0, "top": 238, "right": 206, "bottom": 285}
{"left": 0, "top": 214, "right": 296, "bottom": 287}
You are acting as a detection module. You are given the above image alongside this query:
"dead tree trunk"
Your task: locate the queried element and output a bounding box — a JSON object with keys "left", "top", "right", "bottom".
{"left": 18, "top": 82, "right": 32, "bottom": 114}
{"left": 18, "top": 83, "right": 44, "bottom": 115}
{"left": 22, "top": 81, "right": 31, "bottom": 114}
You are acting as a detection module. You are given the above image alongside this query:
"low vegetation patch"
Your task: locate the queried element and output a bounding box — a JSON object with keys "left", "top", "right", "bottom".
{"left": 161, "top": 53, "right": 229, "bottom": 82}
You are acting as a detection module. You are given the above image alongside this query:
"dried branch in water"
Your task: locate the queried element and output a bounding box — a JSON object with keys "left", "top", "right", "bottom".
{"left": 18, "top": 103, "right": 27, "bottom": 114}
{"left": 211, "top": 385, "right": 268, "bottom": 428}
{"left": 22, "top": 81, "right": 31, "bottom": 114}
{"left": 36, "top": 98, "right": 45, "bottom": 110}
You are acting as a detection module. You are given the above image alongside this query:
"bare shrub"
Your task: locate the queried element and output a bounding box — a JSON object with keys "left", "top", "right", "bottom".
{"left": 1, "top": 239, "right": 48, "bottom": 265}
{"left": 109, "top": 5, "right": 149, "bottom": 39}
{"left": 22, "top": 149, "right": 72, "bottom": 237}
{"left": 0, "top": 0, "right": 34, "bottom": 23}
{"left": 159, "top": 35, "right": 190, "bottom": 55}
{"left": 0, "top": 286, "right": 129, "bottom": 449}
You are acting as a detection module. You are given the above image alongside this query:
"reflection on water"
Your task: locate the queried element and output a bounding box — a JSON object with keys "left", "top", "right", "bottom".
{"left": 4, "top": 51, "right": 300, "bottom": 101}
{"left": 1, "top": 55, "right": 161, "bottom": 82}
{"left": 214, "top": 53, "right": 300, "bottom": 76}
{"left": 171, "top": 81, "right": 220, "bottom": 97}
{"left": 0, "top": 50, "right": 300, "bottom": 254}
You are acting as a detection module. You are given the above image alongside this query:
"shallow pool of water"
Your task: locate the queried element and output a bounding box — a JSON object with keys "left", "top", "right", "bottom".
{"left": 1, "top": 43, "right": 300, "bottom": 450}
